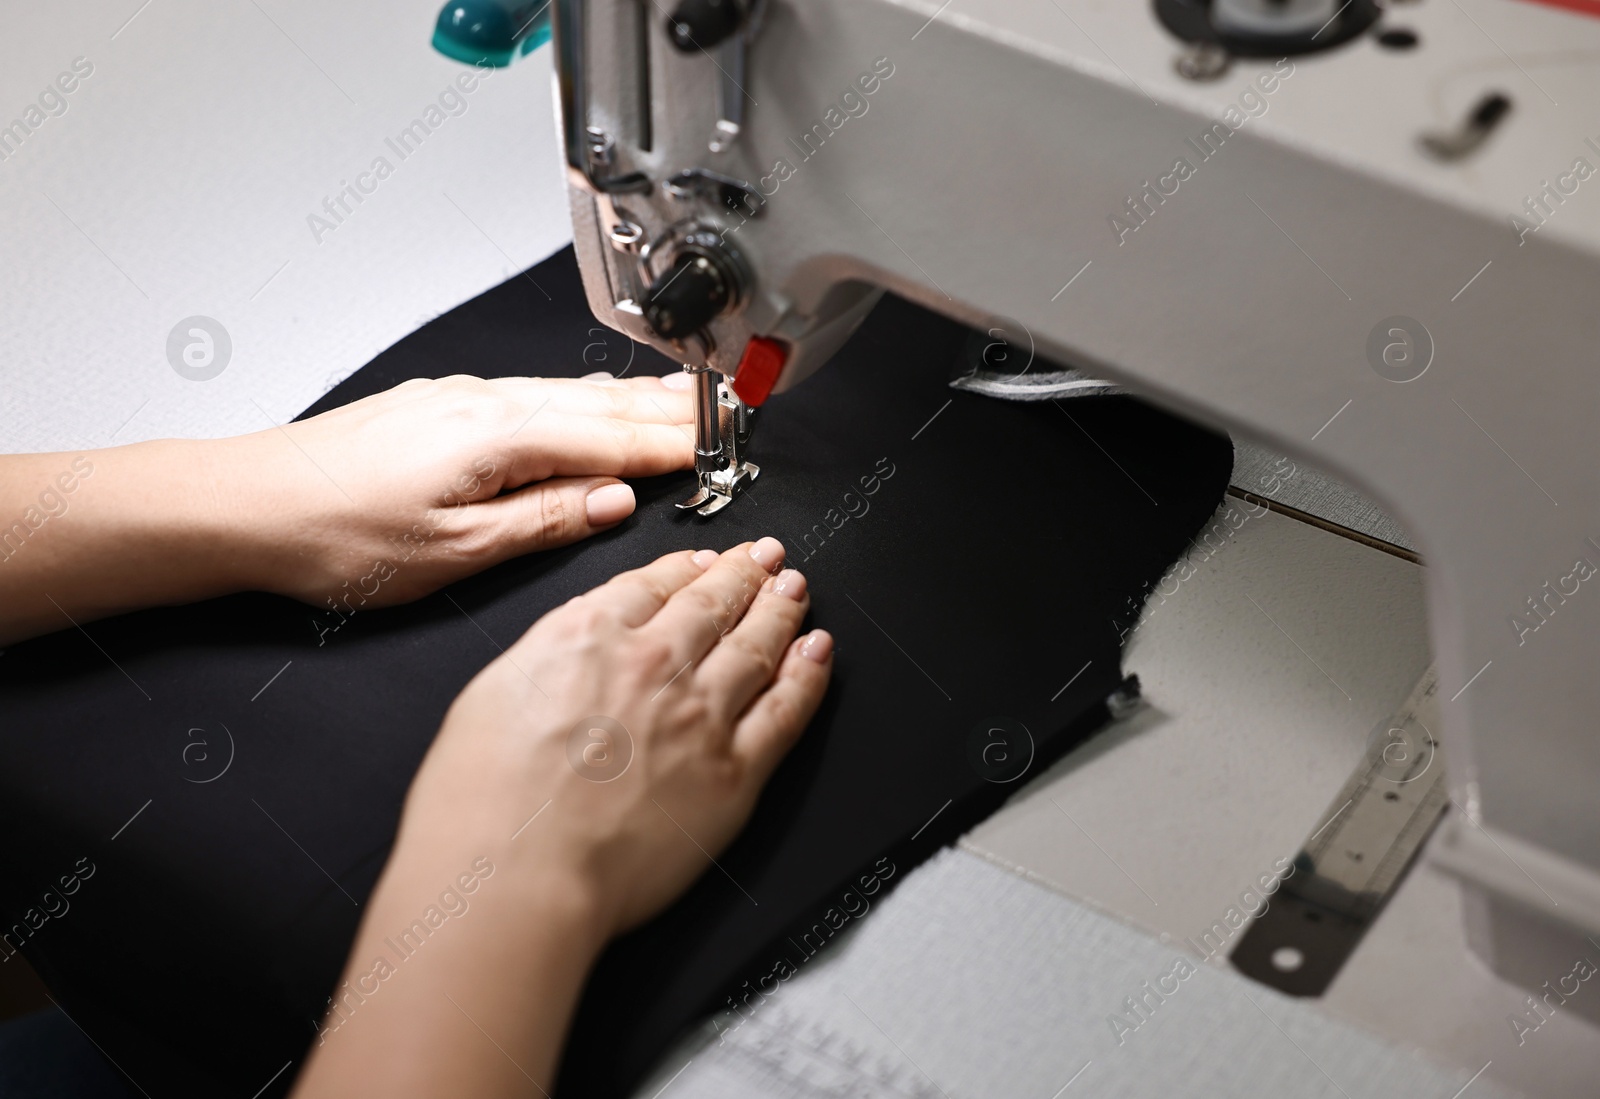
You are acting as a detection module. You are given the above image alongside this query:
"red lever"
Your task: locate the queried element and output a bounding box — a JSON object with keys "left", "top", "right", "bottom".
{"left": 730, "top": 336, "right": 788, "bottom": 406}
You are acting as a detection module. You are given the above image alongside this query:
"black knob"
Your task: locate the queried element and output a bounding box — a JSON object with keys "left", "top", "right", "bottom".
{"left": 665, "top": 0, "right": 747, "bottom": 52}
{"left": 643, "top": 253, "right": 732, "bottom": 339}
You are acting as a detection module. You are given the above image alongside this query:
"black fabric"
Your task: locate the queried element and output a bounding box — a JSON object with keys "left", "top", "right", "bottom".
{"left": 0, "top": 247, "right": 1232, "bottom": 1099}
{"left": 0, "top": 1010, "right": 137, "bottom": 1099}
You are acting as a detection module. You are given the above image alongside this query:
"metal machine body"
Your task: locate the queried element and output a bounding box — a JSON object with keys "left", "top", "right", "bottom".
{"left": 551, "top": 0, "right": 1600, "bottom": 1031}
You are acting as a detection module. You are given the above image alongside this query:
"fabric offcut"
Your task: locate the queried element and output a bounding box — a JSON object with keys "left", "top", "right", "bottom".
{"left": 0, "top": 247, "right": 1233, "bottom": 1098}
{"left": 950, "top": 366, "right": 1124, "bottom": 401}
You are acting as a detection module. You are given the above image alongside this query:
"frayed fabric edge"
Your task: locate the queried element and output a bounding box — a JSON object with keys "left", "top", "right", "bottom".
{"left": 950, "top": 369, "right": 1124, "bottom": 401}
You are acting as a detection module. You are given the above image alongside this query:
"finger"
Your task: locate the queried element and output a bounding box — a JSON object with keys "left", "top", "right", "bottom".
{"left": 731, "top": 630, "right": 834, "bottom": 786}
{"left": 696, "top": 568, "right": 811, "bottom": 720}
{"left": 544, "top": 372, "right": 694, "bottom": 392}
{"left": 644, "top": 538, "right": 787, "bottom": 667}
{"left": 502, "top": 413, "right": 694, "bottom": 484}
{"left": 488, "top": 378, "right": 694, "bottom": 425}
{"left": 581, "top": 547, "right": 718, "bottom": 627}
{"left": 640, "top": 372, "right": 695, "bottom": 392}
{"left": 569, "top": 372, "right": 695, "bottom": 394}
{"left": 450, "top": 476, "right": 638, "bottom": 563}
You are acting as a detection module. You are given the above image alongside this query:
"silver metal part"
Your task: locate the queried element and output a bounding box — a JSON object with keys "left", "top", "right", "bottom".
{"left": 1418, "top": 92, "right": 1513, "bottom": 162}
{"left": 1299, "top": 668, "right": 1448, "bottom": 912}
{"left": 607, "top": 219, "right": 644, "bottom": 252}
{"left": 663, "top": 168, "right": 764, "bottom": 218}
{"left": 709, "top": 0, "right": 767, "bottom": 152}
{"left": 1212, "top": 0, "right": 1339, "bottom": 37}
{"left": 606, "top": 218, "right": 646, "bottom": 300}
{"left": 555, "top": 3, "right": 650, "bottom": 205}
{"left": 676, "top": 364, "right": 760, "bottom": 516}
{"left": 1105, "top": 675, "right": 1145, "bottom": 720}
{"left": 690, "top": 363, "right": 722, "bottom": 470}
{"left": 710, "top": 37, "right": 745, "bottom": 152}
{"left": 1231, "top": 668, "right": 1448, "bottom": 995}
{"left": 1174, "top": 41, "right": 1231, "bottom": 82}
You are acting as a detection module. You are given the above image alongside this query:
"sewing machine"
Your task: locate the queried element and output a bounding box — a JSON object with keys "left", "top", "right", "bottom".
{"left": 434, "top": 0, "right": 1600, "bottom": 1080}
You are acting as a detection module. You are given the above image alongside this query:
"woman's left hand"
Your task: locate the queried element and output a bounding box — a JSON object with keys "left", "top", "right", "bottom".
{"left": 224, "top": 372, "right": 697, "bottom": 609}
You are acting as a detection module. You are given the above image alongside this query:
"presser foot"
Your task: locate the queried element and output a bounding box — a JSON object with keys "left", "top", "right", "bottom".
{"left": 678, "top": 461, "right": 760, "bottom": 516}
{"left": 675, "top": 366, "right": 760, "bottom": 517}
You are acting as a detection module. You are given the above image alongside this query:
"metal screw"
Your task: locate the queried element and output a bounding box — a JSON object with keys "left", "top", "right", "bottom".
{"left": 1175, "top": 42, "right": 1231, "bottom": 82}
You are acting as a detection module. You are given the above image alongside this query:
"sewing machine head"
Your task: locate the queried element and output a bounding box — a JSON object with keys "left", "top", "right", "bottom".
{"left": 541, "top": 0, "right": 1419, "bottom": 513}
{"left": 552, "top": 0, "right": 893, "bottom": 514}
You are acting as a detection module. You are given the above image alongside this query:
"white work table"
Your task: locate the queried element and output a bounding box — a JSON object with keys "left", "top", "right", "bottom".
{"left": 5, "top": 3, "right": 1595, "bottom": 1097}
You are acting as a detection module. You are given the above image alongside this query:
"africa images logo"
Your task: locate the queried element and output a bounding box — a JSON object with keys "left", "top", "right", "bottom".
{"left": 166, "top": 316, "right": 232, "bottom": 381}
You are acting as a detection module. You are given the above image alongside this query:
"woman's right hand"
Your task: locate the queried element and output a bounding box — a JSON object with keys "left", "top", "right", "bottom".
{"left": 294, "top": 539, "right": 833, "bottom": 1099}
{"left": 396, "top": 537, "right": 834, "bottom": 937}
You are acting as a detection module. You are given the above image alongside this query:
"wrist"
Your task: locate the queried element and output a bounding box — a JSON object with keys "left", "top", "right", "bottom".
{"left": 61, "top": 436, "right": 271, "bottom": 600}
{"left": 494, "top": 858, "right": 613, "bottom": 961}
{"left": 199, "top": 430, "right": 327, "bottom": 598}
{"left": 373, "top": 834, "right": 613, "bottom": 966}
{"left": 158, "top": 434, "right": 285, "bottom": 595}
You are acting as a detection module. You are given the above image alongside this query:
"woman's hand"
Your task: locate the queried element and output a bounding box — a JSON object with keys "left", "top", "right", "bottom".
{"left": 0, "top": 372, "right": 695, "bottom": 645}
{"left": 294, "top": 540, "right": 833, "bottom": 1098}
{"left": 229, "top": 372, "right": 696, "bottom": 609}
{"left": 402, "top": 536, "right": 834, "bottom": 934}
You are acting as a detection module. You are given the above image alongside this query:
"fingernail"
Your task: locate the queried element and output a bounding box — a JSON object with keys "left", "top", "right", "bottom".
{"left": 692, "top": 549, "right": 719, "bottom": 570}
{"left": 585, "top": 483, "right": 635, "bottom": 526}
{"left": 661, "top": 372, "right": 693, "bottom": 390}
{"left": 748, "top": 537, "right": 785, "bottom": 572}
{"left": 582, "top": 370, "right": 613, "bottom": 380}
{"left": 799, "top": 630, "right": 833, "bottom": 663}
{"left": 773, "top": 569, "right": 806, "bottom": 600}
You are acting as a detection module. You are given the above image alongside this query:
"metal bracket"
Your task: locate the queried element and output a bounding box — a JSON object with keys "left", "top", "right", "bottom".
{"left": 1230, "top": 667, "right": 1448, "bottom": 996}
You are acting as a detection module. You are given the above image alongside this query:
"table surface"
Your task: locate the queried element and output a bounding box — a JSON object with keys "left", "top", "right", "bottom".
{"left": 5, "top": 4, "right": 1595, "bottom": 1097}
{"left": 1, "top": 0, "right": 571, "bottom": 455}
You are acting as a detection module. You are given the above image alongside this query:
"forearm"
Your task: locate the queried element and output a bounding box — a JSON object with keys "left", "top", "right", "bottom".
{"left": 0, "top": 440, "right": 263, "bottom": 646}
{"left": 291, "top": 836, "right": 606, "bottom": 1099}
{"left": 0, "top": 373, "right": 699, "bottom": 647}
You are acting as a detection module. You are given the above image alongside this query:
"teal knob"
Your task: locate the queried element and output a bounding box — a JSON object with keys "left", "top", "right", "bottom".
{"left": 432, "top": 0, "right": 551, "bottom": 67}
